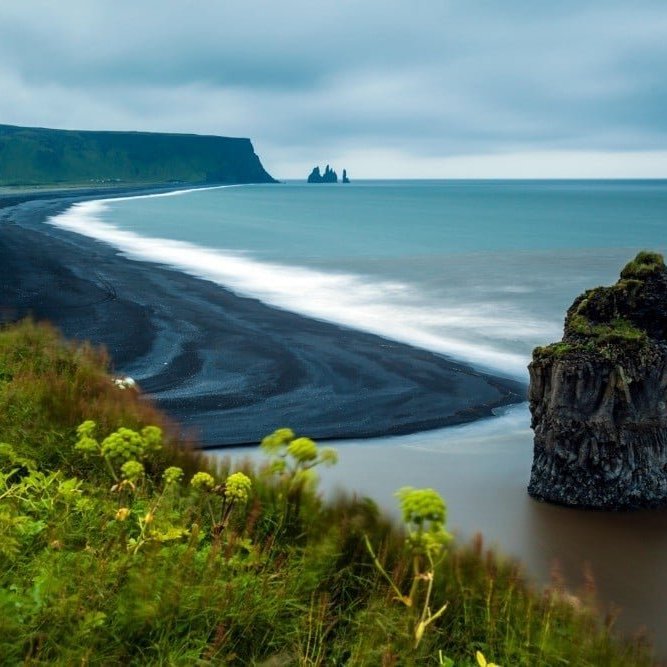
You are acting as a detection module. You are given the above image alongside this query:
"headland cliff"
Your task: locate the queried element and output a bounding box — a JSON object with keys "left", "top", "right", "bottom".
{"left": 0, "top": 123, "right": 276, "bottom": 186}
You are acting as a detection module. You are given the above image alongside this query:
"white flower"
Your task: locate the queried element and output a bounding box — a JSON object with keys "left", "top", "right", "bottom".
{"left": 113, "top": 376, "right": 136, "bottom": 390}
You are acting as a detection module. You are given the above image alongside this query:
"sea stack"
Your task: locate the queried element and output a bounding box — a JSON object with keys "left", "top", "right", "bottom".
{"left": 307, "top": 165, "right": 338, "bottom": 183}
{"left": 528, "top": 251, "right": 667, "bottom": 509}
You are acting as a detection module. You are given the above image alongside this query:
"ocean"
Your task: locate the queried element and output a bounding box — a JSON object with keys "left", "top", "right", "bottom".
{"left": 48, "top": 179, "right": 667, "bottom": 649}
{"left": 49, "top": 180, "right": 667, "bottom": 378}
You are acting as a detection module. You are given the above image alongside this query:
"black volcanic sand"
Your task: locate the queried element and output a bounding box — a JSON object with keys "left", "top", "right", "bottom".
{"left": 0, "top": 190, "right": 526, "bottom": 447}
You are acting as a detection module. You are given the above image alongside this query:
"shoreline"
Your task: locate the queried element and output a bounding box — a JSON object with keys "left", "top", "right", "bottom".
{"left": 0, "top": 187, "right": 526, "bottom": 447}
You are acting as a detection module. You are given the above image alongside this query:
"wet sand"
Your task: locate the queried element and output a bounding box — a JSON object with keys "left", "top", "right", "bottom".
{"left": 0, "top": 188, "right": 524, "bottom": 446}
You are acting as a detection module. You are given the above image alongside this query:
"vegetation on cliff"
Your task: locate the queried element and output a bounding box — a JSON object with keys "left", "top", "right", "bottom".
{"left": 0, "top": 123, "right": 276, "bottom": 186}
{"left": 0, "top": 321, "right": 653, "bottom": 664}
{"left": 533, "top": 251, "right": 665, "bottom": 361}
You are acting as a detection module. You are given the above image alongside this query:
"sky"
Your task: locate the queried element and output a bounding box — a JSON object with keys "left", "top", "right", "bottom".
{"left": 1, "top": 1, "right": 666, "bottom": 179}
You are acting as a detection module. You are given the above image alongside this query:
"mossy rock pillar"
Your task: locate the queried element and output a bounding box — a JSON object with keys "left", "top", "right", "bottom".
{"left": 528, "top": 251, "right": 667, "bottom": 509}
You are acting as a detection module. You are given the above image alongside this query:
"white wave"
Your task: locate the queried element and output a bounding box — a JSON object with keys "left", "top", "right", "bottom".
{"left": 94, "top": 183, "right": 242, "bottom": 204}
{"left": 48, "top": 198, "right": 534, "bottom": 379}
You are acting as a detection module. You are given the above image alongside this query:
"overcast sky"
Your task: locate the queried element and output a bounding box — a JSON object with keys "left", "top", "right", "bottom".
{"left": 1, "top": 1, "right": 666, "bottom": 178}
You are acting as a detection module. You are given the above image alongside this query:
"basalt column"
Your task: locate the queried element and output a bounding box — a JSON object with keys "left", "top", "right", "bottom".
{"left": 528, "top": 252, "right": 667, "bottom": 509}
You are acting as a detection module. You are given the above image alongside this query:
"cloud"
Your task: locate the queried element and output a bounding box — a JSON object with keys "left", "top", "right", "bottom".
{"left": 0, "top": 1, "right": 666, "bottom": 177}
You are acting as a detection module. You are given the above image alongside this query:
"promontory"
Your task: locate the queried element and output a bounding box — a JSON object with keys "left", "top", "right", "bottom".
{"left": 0, "top": 123, "right": 276, "bottom": 186}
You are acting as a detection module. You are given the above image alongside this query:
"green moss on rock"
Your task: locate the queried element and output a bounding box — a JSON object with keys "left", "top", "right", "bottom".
{"left": 533, "top": 251, "right": 666, "bottom": 363}
{"left": 533, "top": 342, "right": 576, "bottom": 361}
{"left": 620, "top": 251, "right": 665, "bottom": 280}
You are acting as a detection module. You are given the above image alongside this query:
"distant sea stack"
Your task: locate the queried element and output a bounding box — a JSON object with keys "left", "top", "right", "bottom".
{"left": 528, "top": 251, "right": 667, "bottom": 509}
{"left": 307, "top": 164, "right": 350, "bottom": 183}
{"left": 0, "top": 123, "right": 276, "bottom": 186}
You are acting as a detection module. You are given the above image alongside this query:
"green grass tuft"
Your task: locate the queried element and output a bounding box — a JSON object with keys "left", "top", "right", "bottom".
{"left": 533, "top": 342, "right": 577, "bottom": 360}
{"left": 620, "top": 251, "right": 665, "bottom": 280}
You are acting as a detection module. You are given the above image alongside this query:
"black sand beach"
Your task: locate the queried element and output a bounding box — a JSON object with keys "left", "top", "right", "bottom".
{"left": 0, "top": 188, "right": 525, "bottom": 447}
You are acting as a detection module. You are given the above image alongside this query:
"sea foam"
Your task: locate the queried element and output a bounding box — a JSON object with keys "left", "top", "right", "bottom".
{"left": 48, "top": 192, "right": 544, "bottom": 379}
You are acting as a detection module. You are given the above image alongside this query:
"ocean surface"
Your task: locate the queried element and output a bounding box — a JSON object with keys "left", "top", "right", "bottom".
{"left": 49, "top": 179, "right": 667, "bottom": 651}
{"left": 50, "top": 180, "right": 667, "bottom": 378}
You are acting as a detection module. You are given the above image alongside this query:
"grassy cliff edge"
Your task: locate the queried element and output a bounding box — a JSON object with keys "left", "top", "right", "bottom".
{"left": 0, "top": 321, "right": 654, "bottom": 664}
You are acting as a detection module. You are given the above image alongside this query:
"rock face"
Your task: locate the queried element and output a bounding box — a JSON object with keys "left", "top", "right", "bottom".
{"left": 307, "top": 165, "right": 338, "bottom": 183}
{"left": 342, "top": 169, "right": 350, "bottom": 183}
{"left": 528, "top": 252, "right": 667, "bottom": 509}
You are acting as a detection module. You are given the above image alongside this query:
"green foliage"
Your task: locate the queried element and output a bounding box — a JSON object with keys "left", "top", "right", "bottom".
{"left": 568, "top": 313, "right": 648, "bottom": 347}
{"left": 261, "top": 428, "right": 338, "bottom": 477}
{"left": 261, "top": 427, "right": 338, "bottom": 530}
{"left": 620, "top": 250, "right": 665, "bottom": 279}
{"left": 532, "top": 341, "right": 579, "bottom": 361}
{"left": 534, "top": 252, "right": 665, "bottom": 364}
{"left": 366, "top": 487, "right": 453, "bottom": 648}
{"left": 0, "top": 320, "right": 205, "bottom": 479}
{"left": 0, "top": 321, "right": 655, "bottom": 665}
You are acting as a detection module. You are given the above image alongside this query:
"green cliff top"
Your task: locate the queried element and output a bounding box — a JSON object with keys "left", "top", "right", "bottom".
{"left": 0, "top": 123, "right": 276, "bottom": 186}
{"left": 534, "top": 251, "right": 666, "bottom": 362}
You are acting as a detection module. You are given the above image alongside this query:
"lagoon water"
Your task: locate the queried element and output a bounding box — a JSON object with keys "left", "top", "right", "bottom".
{"left": 50, "top": 180, "right": 667, "bottom": 651}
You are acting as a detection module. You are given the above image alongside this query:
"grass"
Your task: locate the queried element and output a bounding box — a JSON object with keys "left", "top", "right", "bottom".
{"left": 534, "top": 252, "right": 666, "bottom": 363}
{"left": 532, "top": 342, "right": 579, "bottom": 361}
{"left": 620, "top": 251, "right": 665, "bottom": 280}
{"left": 0, "top": 320, "right": 656, "bottom": 665}
{"left": 567, "top": 313, "right": 648, "bottom": 347}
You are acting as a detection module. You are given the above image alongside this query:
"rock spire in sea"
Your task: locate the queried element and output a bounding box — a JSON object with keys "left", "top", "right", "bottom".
{"left": 307, "top": 164, "right": 349, "bottom": 183}
{"left": 528, "top": 251, "right": 667, "bottom": 509}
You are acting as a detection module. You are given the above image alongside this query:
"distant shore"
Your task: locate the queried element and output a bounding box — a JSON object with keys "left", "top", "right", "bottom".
{"left": 0, "top": 187, "right": 525, "bottom": 447}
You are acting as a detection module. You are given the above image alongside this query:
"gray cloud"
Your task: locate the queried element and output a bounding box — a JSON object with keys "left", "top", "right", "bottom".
{"left": 0, "top": 1, "right": 666, "bottom": 176}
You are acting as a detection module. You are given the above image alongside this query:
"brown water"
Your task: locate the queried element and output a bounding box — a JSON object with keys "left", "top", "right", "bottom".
{"left": 220, "top": 403, "right": 667, "bottom": 658}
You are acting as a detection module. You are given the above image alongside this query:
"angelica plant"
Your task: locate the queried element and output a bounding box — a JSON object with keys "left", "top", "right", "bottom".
{"left": 365, "top": 487, "right": 452, "bottom": 648}
{"left": 74, "top": 420, "right": 163, "bottom": 482}
{"left": 121, "top": 464, "right": 186, "bottom": 554}
{"left": 260, "top": 428, "right": 337, "bottom": 524}
{"left": 190, "top": 470, "right": 252, "bottom": 538}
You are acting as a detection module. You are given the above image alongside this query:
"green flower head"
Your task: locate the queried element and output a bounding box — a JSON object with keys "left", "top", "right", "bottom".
{"left": 76, "top": 420, "right": 97, "bottom": 438}
{"left": 260, "top": 427, "right": 295, "bottom": 453}
{"left": 224, "top": 472, "right": 252, "bottom": 504}
{"left": 395, "top": 487, "right": 451, "bottom": 557}
{"left": 75, "top": 436, "right": 99, "bottom": 454}
{"left": 319, "top": 447, "right": 338, "bottom": 466}
{"left": 396, "top": 487, "right": 447, "bottom": 526}
{"left": 190, "top": 471, "right": 216, "bottom": 492}
{"left": 101, "top": 428, "right": 144, "bottom": 461}
{"left": 75, "top": 420, "right": 99, "bottom": 455}
{"left": 163, "top": 466, "right": 184, "bottom": 485}
{"left": 120, "top": 460, "right": 144, "bottom": 482}
{"left": 287, "top": 437, "right": 318, "bottom": 463}
{"left": 141, "top": 425, "right": 163, "bottom": 452}
{"left": 268, "top": 459, "right": 287, "bottom": 474}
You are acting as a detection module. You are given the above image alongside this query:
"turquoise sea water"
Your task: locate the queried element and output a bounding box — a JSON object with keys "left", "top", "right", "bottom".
{"left": 49, "top": 180, "right": 667, "bottom": 378}
{"left": 49, "top": 180, "right": 667, "bottom": 650}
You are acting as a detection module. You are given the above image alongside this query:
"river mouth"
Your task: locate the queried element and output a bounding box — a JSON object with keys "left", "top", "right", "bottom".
{"left": 217, "top": 402, "right": 667, "bottom": 657}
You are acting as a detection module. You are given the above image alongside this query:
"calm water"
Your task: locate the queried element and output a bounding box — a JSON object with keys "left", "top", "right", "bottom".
{"left": 49, "top": 180, "right": 667, "bottom": 652}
